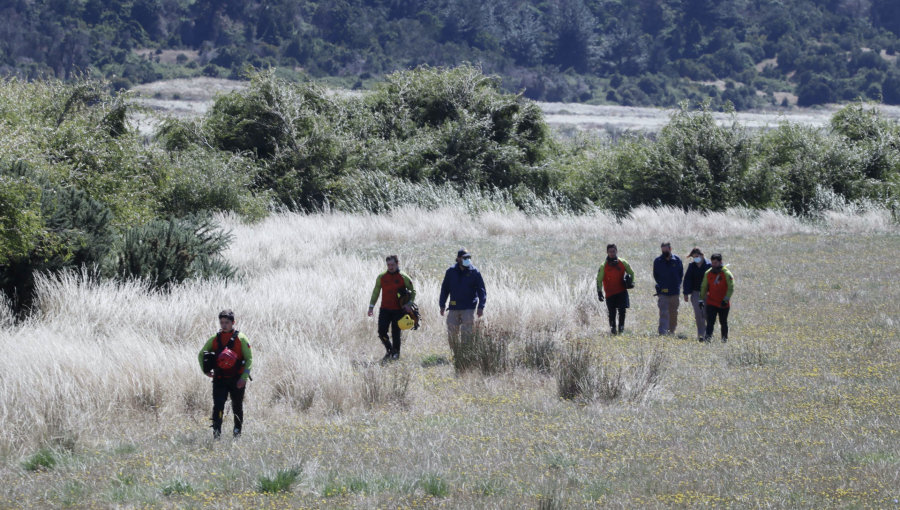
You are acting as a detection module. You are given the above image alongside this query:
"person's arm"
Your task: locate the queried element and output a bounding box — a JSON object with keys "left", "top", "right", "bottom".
{"left": 724, "top": 268, "right": 735, "bottom": 301}
{"left": 652, "top": 258, "right": 659, "bottom": 284}
{"left": 239, "top": 335, "right": 253, "bottom": 381}
{"left": 700, "top": 270, "right": 710, "bottom": 301}
{"left": 369, "top": 273, "right": 383, "bottom": 308}
{"left": 198, "top": 336, "right": 215, "bottom": 372}
{"left": 476, "top": 270, "right": 486, "bottom": 309}
{"left": 401, "top": 272, "right": 416, "bottom": 303}
{"left": 622, "top": 259, "right": 635, "bottom": 281}
{"left": 683, "top": 265, "right": 693, "bottom": 295}
{"left": 596, "top": 261, "right": 606, "bottom": 299}
{"left": 439, "top": 271, "right": 450, "bottom": 310}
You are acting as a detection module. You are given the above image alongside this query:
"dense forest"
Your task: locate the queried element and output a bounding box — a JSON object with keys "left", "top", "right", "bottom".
{"left": 2, "top": 0, "right": 900, "bottom": 109}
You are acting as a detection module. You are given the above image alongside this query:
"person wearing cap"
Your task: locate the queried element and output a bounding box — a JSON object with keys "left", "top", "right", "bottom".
{"left": 439, "top": 249, "right": 487, "bottom": 349}
{"left": 197, "top": 309, "right": 252, "bottom": 439}
{"left": 653, "top": 242, "right": 684, "bottom": 336}
{"left": 368, "top": 254, "right": 416, "bottom": 361}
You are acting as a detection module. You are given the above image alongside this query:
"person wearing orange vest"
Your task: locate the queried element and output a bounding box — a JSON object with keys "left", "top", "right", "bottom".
{"left": 699, "top": 253, "right": 734, "bottom": 343}
{"left": 198, "top": 309, "right": 253, "bottom": 438}
{"left": 596, "top": 244, "right": 635, "bottom": 335}
{"left": 368, "top": 254, "right": 416, "bottom": 361}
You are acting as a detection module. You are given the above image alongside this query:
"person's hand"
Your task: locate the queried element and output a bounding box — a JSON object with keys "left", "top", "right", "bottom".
{"left": 477, "top": 308, "right": 484, "bottom": 318}
{"left": 403, "top": 304, "right": 412, "bottom": 313}
{"left": 206, "top": 371, "right": 214, "bottom": 378}
{"left": 367, "top": 307, "right": 374, "bottom": 317}
{"left": 721, "top": 297, "right": 730, "bottom": 306}
{"left": 236, "top": 379, "right": 246, "bottom": 389}
{"left": 683, "top": 295, "right": 689, "bottom": 303}
{"left": 440, "top": 308, "right": 445, "bottom": 317}
{"left": 598, "top": 291, "right": 604, "bottom": 303}
{"left": 698, "top": 301, "right": 705, "bottom": 312}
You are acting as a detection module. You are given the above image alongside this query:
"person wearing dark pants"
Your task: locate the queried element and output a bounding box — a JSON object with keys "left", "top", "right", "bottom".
{"left": 700, "top": 253, "right": 735, "bottom": 343}
{"left": 198, "top": 309, "right": 253, "bottom": 438}
{"left": 653, "top": 242, "right": 684, "bottom": 336}
{"left": 682, "top": 247, "right": 712, "bottom": 341}
{"left": 596, "top": 244, "right": 635, "bottom": 335}
{"left": 368, "top": 254, "right": 416, "bottom": 361}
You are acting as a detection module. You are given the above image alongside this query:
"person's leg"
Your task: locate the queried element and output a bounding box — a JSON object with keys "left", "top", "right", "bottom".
{"left": 377, "top": 309, "right": 393, "bottom": 358}
{"left": 390, "top": 309, "right": 402, "bottom": 357}
{"left": 705, "top": 305, "right": 720, "bottom": 341}
{"left": 691, "top": 292, "right": 706, "bottom": 340}
{"left": 719, "top": 306, "right": 730, "bottom": 342}
{"left": 211, "top": 379, "right": 228, "bottom": 438}
{"left": 657, "top": 295, "right": 669, "bottom": 335}
{"left": 229, "top": 377, "right": 245, "bottom": 436}
{"left": 668, "top": 295, "right": 680, "bottom": 335}
{"left": 606, "top": 297, "right": 617, "bottom": 334}
{"left": 617, "top": 300, "right": 627, "bottom": 332}
{"left": 459, "top": 309, "right": 476, "bottom": 343}
{"left": 446, "top": 310, "right": 461, "bottom": 350}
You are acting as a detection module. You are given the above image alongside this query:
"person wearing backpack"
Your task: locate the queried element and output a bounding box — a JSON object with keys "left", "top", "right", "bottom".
{"left": 597, "top": 244, "right": 635, "bottom": 335}
{"left": 439, "top": 248, "right": 487, "bottom": 349}
{"left": 198, "top": 309, "right": 253, "bottom": 439}
{"left": 700, "top": 253, "right": 735, "bottom": 343}
{"left": 368, "top": 254, "right": 416, "bottom": 361}
{"left": 682, "top": 247, "right": 712, "bottom": 342}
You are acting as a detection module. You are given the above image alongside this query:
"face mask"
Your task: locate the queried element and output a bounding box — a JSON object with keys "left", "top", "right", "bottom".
{"left": 662, "top": 252, "right": 671, "bottom": 259}
{"left": 462, "top": 259, "right": 471, "bottom": 267}
{"left": 607, "top": 256, "right": 618, "bottom": 264}
{"left": 711, "top": 266, "right": 722, "bottom": 273}
{"left": 694, "top": 257, "right": 703, "bottom": 264}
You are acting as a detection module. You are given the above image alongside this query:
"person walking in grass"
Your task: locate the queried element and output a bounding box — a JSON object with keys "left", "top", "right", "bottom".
{"left": 653, "top": 242, "right": 684, "bottom": 336}
{"left": 368, "top": 255, "right": 416, "bottom": 361}
{"left": 198, "top": 309, "right": 252, "bottom": 439}
{"left": 700, "top": 253, "right": 735, "bottom": 343}
{"left": 683, "top": 247, "right": 712, "bottom": 342}
{"left": 439, "top": 248, "right": 487, "bottom": 350}
{"left": 597, "top": 244, "right": 635, "bottom": 335}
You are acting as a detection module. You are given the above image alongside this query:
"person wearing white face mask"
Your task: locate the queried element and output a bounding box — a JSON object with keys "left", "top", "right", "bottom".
{"left": 439, "top": 249, "right": 487, "bottom": 350}
{"left": 682, "top": 247, "right": 712, "bottom": 341}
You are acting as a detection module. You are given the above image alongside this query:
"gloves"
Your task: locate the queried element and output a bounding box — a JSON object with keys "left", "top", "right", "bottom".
{"left": 698, "top": 301, "right": 705, "bottom": 312}
{"left": 598, "top": 290, "right": 604, "bottom": 302}
{"left": 721, "top": 297, "right": 730, "bottom": 306}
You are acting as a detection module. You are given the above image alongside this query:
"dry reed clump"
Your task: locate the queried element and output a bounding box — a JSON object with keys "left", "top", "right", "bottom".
{"left": 519, "top": 333, "right": 557, "bottom": 373}
{"left": 724, "top": 338, "right": 774, "bottom": 367}
{"left": 449, "top": 324, "right": 512, "bottom": 375}
{"left": 359, "top": 363, "right": 411, "bottom": 408}
{"left": 556, "top": 343, "right": 667, "bottom": 404}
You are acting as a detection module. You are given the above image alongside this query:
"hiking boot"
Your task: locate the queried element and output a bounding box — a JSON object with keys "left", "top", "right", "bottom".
{"left": 721, "top": 337, "right": 728, "bottom": 344}
{"left": 610, "top": 327, "right": 617, "bottom": 336}
{"left": 618, "top": 327, "right": 625, "bottom": 335}
{"left": 390, "top": 351, "right": 400, "bottom": 361}
{"left": 233, "top": 428, "right": 241, "bottom": 438}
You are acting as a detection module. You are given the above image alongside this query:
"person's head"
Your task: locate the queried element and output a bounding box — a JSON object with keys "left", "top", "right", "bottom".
{"left": 710, "top": 253, "right": 723, "bottom": 270}
{"left": 688, "top": 247, "right": 704, "bottom": 264}
{"left": 385, "top": 255, "right": 399, "bottom": 272}
{"left": 661, "top": 242, "right": 672, "bottom": 258}
{"left": 606, "top": 244, "right": 618, "bottom": 259}
{"left": 456, "top": 248, "right": 472, "bottom": 267}
{"left": 218, "top": 309, "right": 235, "bottom": 331}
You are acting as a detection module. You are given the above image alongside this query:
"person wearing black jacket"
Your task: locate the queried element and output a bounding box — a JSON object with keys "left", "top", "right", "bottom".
{"left": 682, "top": 247, "right": 712, "bottom": 341}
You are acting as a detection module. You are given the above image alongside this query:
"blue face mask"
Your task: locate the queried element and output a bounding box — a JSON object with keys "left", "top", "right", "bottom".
{"left": 694, "top": 257, "right": 703, "bottom": 263}
{"left": 462, "top": 258, "right": 472, "bottom": 267}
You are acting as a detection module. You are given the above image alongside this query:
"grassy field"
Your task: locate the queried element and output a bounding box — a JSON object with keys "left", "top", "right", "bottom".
{"left": 1, "top": 206, "right": 899, "bottom": 509}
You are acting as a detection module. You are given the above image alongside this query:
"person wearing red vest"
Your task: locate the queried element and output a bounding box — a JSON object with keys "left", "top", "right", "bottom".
{"left": 699, "top": 253, "right": 735, "bottom": 343}
{"left": 197, "top": 309, "right": 253, "bottom": 438}
{"left": 368, "top": 254, "right": 416, "bottom": 361}
{"left": 596, "top": 244, "right": 635, "bottom": 335}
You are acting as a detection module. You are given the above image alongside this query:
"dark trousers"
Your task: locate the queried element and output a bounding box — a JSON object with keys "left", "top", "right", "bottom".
{"left": 212, "top": 376, "right": 245, "bottom": 435}
{"left": 606, "top": 292, "right": 628, "bottom": 330}
{"left": 378, "top": 308, "right": 405, "bottom": 354}
{"left": 705, "top": 305, "right": 730, "bottom": 340}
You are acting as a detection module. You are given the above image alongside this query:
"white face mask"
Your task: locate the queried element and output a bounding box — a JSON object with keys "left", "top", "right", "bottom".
{"left": 462, "top": 259, "right": 472, "bottom": 267}
{"left": 694, "top": 257, "right": 703, "bottom": 263}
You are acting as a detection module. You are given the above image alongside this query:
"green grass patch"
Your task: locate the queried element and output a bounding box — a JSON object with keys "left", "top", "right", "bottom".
{"left": 257, "top": 466, "right": 302, "bottom": 494}
{"left": 421, "top": 354, "right": 449, "bottom": 367}
{"left": 420, "top": 473, "right": 450, "bottom": 497}
{"left": 23, "top": 448, "right": 56, "bottom": 472}
{"left": 161, "top": 478, "right": 194, "bottom": 496}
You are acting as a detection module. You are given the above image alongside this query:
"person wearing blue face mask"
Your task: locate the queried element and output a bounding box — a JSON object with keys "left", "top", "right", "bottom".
{"left": 682, "top": 247, "right": 712, "bottom": 342}
{"left": 439, "top": 249, "right": 487, "bottom": 350}
{"left": 653, "top": 242, "right": 684, "bottom": 336}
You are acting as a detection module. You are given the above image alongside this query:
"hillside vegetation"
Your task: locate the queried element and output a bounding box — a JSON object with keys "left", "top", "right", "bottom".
{"left": 3, "top": 0, "right": 900, "bottom": 109}
{"left": 1, "top": 66, "right": 899, "bottom": 310}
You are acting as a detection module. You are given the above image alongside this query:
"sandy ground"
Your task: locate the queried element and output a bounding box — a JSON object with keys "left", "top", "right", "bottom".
{"left": 131, "top": 78, "right": 900, "bottom": 137}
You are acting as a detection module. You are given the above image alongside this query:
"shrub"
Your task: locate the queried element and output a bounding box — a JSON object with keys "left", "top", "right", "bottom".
{"left": 359, "top": 364, "right": 411, "bottom": 407}
{"left": 557, "top": 344, "right": 667, "bottom": 403}
{"left": 725, "top": 339, "right": 773, "bottom": 367}
{"left": 257, "top": 466, "right": 302, "bottom": 493}
{"left": 103, "top": 215, "right": 237, "bottom": 288}
{"left": 161, "top": 478, "right": 194, "bottom": 496}
{"left": 420, "top": 474, "right": 450, "bottom": 497}
{"left": 450, "top": 324, "right": 511, "bottom": 375}
{"left": 22, "top": 448, "right": 57, "bottom": 471}
{"left": 520, "top": 334, "right": 556, "bottom": 373}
